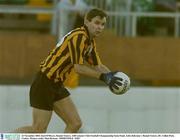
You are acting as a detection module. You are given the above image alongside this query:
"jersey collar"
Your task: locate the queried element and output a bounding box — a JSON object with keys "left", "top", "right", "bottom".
{"left": 83, "top": 25, "right": 92, "bottom": 41}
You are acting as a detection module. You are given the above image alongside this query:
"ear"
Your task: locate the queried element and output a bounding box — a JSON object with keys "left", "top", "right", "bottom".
{"left": 84, "top": 19, "right": 88, "bottom": 26}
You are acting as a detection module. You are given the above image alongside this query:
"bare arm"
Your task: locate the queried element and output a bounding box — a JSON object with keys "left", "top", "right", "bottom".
{"left": 94, "top": 64, "right": 111, "bottom": 73}
{"left": 74, "top": 64, "right": 102, "bottom": 79}
{"left": 74, "top": 64, "right": 111, "bottom": 80}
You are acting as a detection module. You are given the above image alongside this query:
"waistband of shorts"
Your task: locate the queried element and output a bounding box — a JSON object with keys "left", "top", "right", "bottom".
{"left": 38, "top": 70, "right": 63, "bottom": 87}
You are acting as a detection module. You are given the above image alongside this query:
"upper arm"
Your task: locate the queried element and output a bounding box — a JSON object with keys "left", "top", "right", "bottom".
{"left": 91, "top": 49, "right": 102, "bottom": 65}
{"left": 86, "top": 45, "right": 102, "bottom": 66}
{"left": 74, "top": 64, "right": 81, "bottom": 73}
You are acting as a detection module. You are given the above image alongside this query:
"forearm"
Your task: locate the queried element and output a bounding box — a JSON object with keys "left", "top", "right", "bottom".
{"left": 94, "top": 64, "right": 111, "bottom": 73}
{"left": 74, "top": 64, "right": 101, "bottom": 79}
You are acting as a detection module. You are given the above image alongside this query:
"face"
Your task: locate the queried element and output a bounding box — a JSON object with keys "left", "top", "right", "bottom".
{"left": 85, "top": 16, "right": 106, "bottom": 38}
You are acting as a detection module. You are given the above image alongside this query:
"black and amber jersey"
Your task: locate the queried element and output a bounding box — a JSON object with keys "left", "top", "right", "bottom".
{"left": 40, "top": 25, "right": 102, "bottom": 84}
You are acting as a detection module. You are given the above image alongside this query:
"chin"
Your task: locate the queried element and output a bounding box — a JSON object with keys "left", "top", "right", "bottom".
{"left": 94, "top": 33, "right": 101, "bottom": 37}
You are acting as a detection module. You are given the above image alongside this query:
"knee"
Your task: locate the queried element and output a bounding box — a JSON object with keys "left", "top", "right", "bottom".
{"left": 74, "top": 120, "right": 82, "bottom": 130}
{"left": 32, "top": 124, "right": 48, "bottom": 133}
{"left": 67, "top": 119, "right": 82, "bottom": 132}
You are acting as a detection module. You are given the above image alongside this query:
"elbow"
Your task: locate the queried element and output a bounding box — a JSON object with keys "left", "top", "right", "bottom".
{"left": 74, "top": 64, "right": 81, "bottom": 74}
{"left": 95, "top": 64, "right": 110, "bottom": 73}
{"left": 94, "top": 64, "right": 103, "bottom": 71}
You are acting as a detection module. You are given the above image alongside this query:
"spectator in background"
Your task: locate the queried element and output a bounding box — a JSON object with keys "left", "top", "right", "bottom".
{"left": 132, "top": 0, "right": 155, "bottom": 36}
{"left": 58, "top": 0, "right": 88, "bottom": 37}
{"left": 155, "top": 0, "right": 176, "bottom": 36}
{"left": 155, "top": 0, "right": 176, "bottom": 11}
{"left": 72, "top": 0, "right": 89, "bottom": 28}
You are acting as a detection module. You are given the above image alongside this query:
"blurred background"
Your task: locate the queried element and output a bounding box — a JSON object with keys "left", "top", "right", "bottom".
{"left": 0, "top": 0, "right": 180, "bottom": 133}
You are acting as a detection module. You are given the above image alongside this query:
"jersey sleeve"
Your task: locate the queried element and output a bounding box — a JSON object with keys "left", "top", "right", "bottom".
{"left": 68, "top": 34, "right": 86, "bottom": 64}
{"left": 85, "top": 40, "right": 102, "bottom": 66}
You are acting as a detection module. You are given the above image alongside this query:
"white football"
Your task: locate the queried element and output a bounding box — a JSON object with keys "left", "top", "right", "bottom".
{"left": 109, "top": 72, "right": 130, "bottom": 95}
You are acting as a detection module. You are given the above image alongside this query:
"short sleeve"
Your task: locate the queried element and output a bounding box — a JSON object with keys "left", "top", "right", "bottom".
{"left": 85, "top": 40, "right": 102, "bottom": 66}
{"left": 68, "top": 34, "right": 86, "bottom": 64}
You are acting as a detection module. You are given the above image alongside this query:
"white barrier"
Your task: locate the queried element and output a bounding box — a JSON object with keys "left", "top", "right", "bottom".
{"left": 0, "top": 86, "right": 180, "bottom": 133}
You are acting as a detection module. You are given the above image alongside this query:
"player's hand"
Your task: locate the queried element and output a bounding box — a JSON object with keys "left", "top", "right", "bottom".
{"left": 99, "top": 72, "right": 117, "bottom": 85}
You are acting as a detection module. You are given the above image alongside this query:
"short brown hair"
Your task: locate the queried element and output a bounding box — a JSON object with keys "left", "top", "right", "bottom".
{"left": 85, "top": 8, "right": 107, "bottom": 21}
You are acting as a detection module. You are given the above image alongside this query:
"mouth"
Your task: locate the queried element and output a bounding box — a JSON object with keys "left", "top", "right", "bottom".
{"left": 95, "top": 31, "right": 101, "bottom": 35}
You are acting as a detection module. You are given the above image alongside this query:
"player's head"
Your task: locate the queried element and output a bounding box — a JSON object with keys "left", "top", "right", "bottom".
{"left": 84, "top": 8, "right": 107, "bottom": 37}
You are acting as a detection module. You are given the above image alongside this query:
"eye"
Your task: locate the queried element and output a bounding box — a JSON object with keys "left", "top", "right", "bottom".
{"left": 94, "top": 21, "right": 101, "bottom": 25}
{"left": 101, "top": 23, "right": 105, "bottom": 26}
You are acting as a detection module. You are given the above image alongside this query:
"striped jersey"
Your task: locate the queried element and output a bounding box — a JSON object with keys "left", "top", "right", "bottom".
{"left": 40, "top": 25, "right": 102, "bottom": 84}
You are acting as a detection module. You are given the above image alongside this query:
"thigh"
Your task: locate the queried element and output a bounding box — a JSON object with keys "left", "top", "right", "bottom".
{"left": 32, "top": 107, "right": 53, "bottom": 130}
{"left": 53, "top": 96, "right": 81, "bottom": 124}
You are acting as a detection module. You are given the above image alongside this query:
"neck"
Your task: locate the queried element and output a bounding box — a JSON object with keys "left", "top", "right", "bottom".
{"left": 89, "top": 33, "right": 94, "bottom": 40}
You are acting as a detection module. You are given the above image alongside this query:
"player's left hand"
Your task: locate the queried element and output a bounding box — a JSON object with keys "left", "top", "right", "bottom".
{"left": 99, "top": 71, "right": 117, "bottom": 85}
